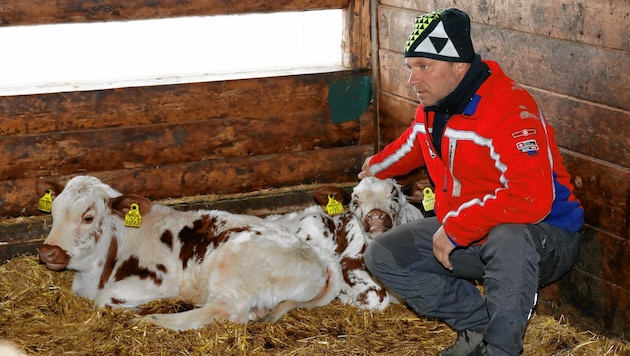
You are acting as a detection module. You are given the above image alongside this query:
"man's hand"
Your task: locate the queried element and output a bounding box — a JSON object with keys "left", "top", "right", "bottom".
{"left": 357, "top": 155, "right": 374, "bottom": 179}
{"left": 433, "top": 226, "right": 456, "bottom": 271}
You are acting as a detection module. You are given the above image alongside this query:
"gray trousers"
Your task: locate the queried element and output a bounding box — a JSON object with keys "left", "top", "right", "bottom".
{"left": 363, "top": 217, "right": 582, "bottom": 356}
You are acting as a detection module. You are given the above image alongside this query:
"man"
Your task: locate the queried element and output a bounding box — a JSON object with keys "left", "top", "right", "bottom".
{"left": 360, "top": 8, "right": 584, "bottom": 356}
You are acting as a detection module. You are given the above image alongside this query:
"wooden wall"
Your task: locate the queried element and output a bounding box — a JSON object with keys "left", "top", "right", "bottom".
{"left": 0, "top": 1, "right": 374, "bottom": 252}
{"left": 376, "top": 0, "right": 629, "bottom": 340}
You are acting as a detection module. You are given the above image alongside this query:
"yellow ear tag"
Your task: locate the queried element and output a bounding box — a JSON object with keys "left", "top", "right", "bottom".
{"left": 324, "top": 194, "right": 344, "bottom": 215}
{"left": 37, "top": 189, "right": 54, "bottom": 213}
{"left": 422, "top": 187, "right": 436, "bottom": 212}
{"left": 124, "top": 203, "right": 142, "bottom": 228}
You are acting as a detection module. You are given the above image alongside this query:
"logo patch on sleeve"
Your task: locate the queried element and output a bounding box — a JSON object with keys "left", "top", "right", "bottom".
{"left": 516, "top": 139, "right": 540, "bottom": 155}
{"left": 511, "top": 128, "right": 537, "bottom": 138}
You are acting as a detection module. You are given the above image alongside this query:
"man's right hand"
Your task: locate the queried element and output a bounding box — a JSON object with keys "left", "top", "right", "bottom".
{"left": 357, "top": 155, "right": 374, "bottom": 179}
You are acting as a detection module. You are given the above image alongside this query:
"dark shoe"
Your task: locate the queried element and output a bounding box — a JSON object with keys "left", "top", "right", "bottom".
{"left": 437, "top": 330, "right": 486, "bottom": 356}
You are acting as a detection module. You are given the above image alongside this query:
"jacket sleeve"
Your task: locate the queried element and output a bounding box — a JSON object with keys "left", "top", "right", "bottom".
{"left": 368, "top": 120, "right": 426, "bottom": 179}
{"left": 443, "top": 108, "right": 556, "bottom": 245}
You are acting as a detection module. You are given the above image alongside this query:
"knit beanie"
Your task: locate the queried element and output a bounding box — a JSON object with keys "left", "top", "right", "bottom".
{"left": 404, "top": 8, "right": 475, "bottom": 63}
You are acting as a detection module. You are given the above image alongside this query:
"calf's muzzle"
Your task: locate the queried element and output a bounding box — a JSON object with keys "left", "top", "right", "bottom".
{"left": 364, "top": 209, "right": 393, "bottom": 233}
{"left": 39, "top": 244, "right": 70, "bottom": 271}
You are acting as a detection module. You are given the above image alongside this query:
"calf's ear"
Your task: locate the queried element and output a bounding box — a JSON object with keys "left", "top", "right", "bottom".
{"left": 109, "top": 194, "right": 153, "bottom": 218}
{"left": 313, "top": 186, "right": 351, "bottom": 207}
{"left": 401, "top": 181, "right": 426, "bottom": 204}
{"left": 35, "top": 179, "right": 63, "bottom": 199}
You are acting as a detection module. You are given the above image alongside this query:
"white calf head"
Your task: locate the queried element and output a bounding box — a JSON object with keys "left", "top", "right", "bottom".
{"left": 350, "top": 177, "right": 419, "bottom": 240}
{"left": 39, "top": 176, "right": 121, "bottom": 271}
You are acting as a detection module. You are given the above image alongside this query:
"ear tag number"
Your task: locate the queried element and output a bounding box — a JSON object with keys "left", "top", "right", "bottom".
{"left": 422, "top": 187, "right": 436, "bottom": 212}
{"left": 124, "top": 203, "right": 142, "bottom": 228}
{"left": 324, "top": 194, "right": 344, "bottom": 215}
{"left": 37, "top": 189, "right": 53, "bottom": 213}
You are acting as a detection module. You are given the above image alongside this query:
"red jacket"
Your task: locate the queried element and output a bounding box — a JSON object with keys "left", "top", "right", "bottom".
{"left": 368, "top": 60, "right": 583, "bottom": 246}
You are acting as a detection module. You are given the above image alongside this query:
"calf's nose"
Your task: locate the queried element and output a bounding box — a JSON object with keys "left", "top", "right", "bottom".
{"left": 39, "top": 244, "right": 70, "bottom": 271}
{"left": 364, "top": 209, "right": 393, "bottom": 233}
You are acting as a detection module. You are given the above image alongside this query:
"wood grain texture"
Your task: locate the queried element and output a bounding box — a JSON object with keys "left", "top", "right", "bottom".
{"left": 343, "top": 0, "right": 372, "bottom": 68}
{"left": 0, "top": 0, "right": 350, "bottom": 26}
{"left": 564, "top": 152, "right": 629, "bottom": 240}
{"left": 379, "top": 0, "right": 630, "bottom": 51}
{"left": 376, "top": 92, "right": 416, "bottom": 146}
{"left": 0, "top": 111, "right": 362, "bottom": 179}
{"left": 0, "top": 70, "right": 376, "bottom": 217}
{"left": 2, "top": 145, "right": 372, "bottom": 218}
{"left": 0, "top": 72, "right": 367, "bottom": 136}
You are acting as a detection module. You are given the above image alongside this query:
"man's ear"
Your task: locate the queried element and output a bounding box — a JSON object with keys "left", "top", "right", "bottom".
{"left": 455, "top": 61, "right": 472, "bottom": 77}
{"left": 109, "top": 194, "right": 153, "bottom": 218}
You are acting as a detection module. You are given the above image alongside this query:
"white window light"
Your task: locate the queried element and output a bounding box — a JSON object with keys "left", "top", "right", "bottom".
{"left": 0, "top": 10, "right": 343, "bottom": 96}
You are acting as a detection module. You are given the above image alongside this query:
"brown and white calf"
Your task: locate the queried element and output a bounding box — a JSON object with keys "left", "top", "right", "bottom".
{"left": 38, "top": 175, "right": 342, "bottom": 330}
{"left": 266, "top": 177, "right": 424, "bottom": 310}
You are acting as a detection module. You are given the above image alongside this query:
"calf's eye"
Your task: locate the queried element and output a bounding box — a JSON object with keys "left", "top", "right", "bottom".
{"left": 83, "top": 216, "right": 94, "bottom": 224}
{"left": 392, "top": 189, "right": 400, "bottom": 202}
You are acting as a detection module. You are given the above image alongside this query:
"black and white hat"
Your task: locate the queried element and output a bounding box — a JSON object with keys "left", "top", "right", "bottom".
{"left": 404, "top": 8, "right": 476, "bottom": 63}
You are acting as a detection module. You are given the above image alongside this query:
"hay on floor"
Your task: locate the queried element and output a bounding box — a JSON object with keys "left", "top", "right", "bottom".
{"left": 1, "top": 255, "right": 628, "bottom": 355}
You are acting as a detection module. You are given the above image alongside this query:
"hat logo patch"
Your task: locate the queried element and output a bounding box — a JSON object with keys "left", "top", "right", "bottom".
{"left": 413, "top": 21, "right": 461, "bottom": 59}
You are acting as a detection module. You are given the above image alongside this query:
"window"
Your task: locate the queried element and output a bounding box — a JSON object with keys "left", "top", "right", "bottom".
{"left": 0, "top": 10, "right": 343, "bottom": 96}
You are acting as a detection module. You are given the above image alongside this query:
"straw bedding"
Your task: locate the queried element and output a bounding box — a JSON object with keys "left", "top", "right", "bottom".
{"left": 1, "top": 255, "right": 628, "bottom": 356}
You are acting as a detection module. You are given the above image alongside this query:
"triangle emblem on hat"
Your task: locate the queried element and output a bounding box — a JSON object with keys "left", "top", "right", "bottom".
{"left": 413, "top": 21, "right": 461, "bottom": 59}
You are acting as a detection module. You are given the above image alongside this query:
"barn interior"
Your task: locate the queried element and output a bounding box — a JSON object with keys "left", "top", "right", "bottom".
{"left": 0, "top": 0, "right": 628, "bottom": 354}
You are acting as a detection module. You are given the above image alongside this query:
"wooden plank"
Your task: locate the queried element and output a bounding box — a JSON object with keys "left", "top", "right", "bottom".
{"left": 0, "top": 0, "right": 351, "bottom": 26}
{"left": 0, "top": 111, "right": 362, "bottom": 180}
{"left": 530, "top": 89, "right": 630, "bottom": 168}
{"left": 0, "top": 71, "right": 370, "bottom": 136}
{"left": 540, "top": 267, "right": 630, "bottom": 340}
{"left": 377, "top": 6, "right": 630, "bottom": 112}
{"left": 563, "top": 152, "right": 629, "bottom": 239}
{"left": 573, "top": 228, "right": 630, "bottom": 290}
{"left": 474, "top": 28, "right": 630, "bottom": 113}
{"left": 537, "top": 270, "right": 630, "bottom": 340}
{"left": 377, "top": 92, "right": 416, "bottom": 147}
{"left": 537, "top": 224, "right": 629, "bottom": 340}
{"left": 0, "top": 242, "right": 42, "bottom": 264}
{"left": 377, "top": 49, "right": 415, "bottom": 99}
{"left": 342, "top": 0, "right": 372, "bottom": 68}
{"left": 376, "top": 6, "right": 416, "bottom": 57}
{"left": 357, "top": 105, "right": 377, "bottom": 147}
{"left": 378, "top": 0, "right": 629, "bottom": 51}
{"left": 377, "top": 49, "right": 629, "bottom": 166}
{"left": 1, "top": 145, "right": 372, "bottom": 217}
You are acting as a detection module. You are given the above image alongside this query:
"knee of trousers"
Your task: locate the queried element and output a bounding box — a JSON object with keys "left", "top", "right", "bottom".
{"left": 364, "top": 240, "right": 391, "bottom": 277}
{"left": 481, "top": 224, "right": 540, "bottom": 265}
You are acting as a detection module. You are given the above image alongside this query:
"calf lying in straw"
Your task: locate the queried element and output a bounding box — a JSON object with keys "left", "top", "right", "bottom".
{"left": 37, "top": 175, "right": 342, "bottom": 330}
{"left": 266, "top": 177, "right": 425, "bottom": 310}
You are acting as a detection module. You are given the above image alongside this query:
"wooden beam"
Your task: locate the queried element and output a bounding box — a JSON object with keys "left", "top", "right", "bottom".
{"left": 0, "top": 0, "right": 351, "bottom": 26}
{"left": 342, "top": 0, "right": 372, "bottom": 68}
{"left": 1, "top": 145, "right": 372, "bottom": 217}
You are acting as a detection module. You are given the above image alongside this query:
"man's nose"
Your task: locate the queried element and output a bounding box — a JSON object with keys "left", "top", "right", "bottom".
{"left": 408, "top": 68, "right": 420, "bottom": 84}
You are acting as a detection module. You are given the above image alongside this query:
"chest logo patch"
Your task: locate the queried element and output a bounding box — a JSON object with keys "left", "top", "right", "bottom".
{"left": 516, "top": 139, "right": 540, "bottom": 155}
{"left": 511, "top": 128, "right": 537, "bottom": 138}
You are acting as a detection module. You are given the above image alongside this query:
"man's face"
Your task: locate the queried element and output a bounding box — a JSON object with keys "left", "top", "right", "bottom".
{"left": 405, "top": 57, "right": 469, "bottom": 107}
